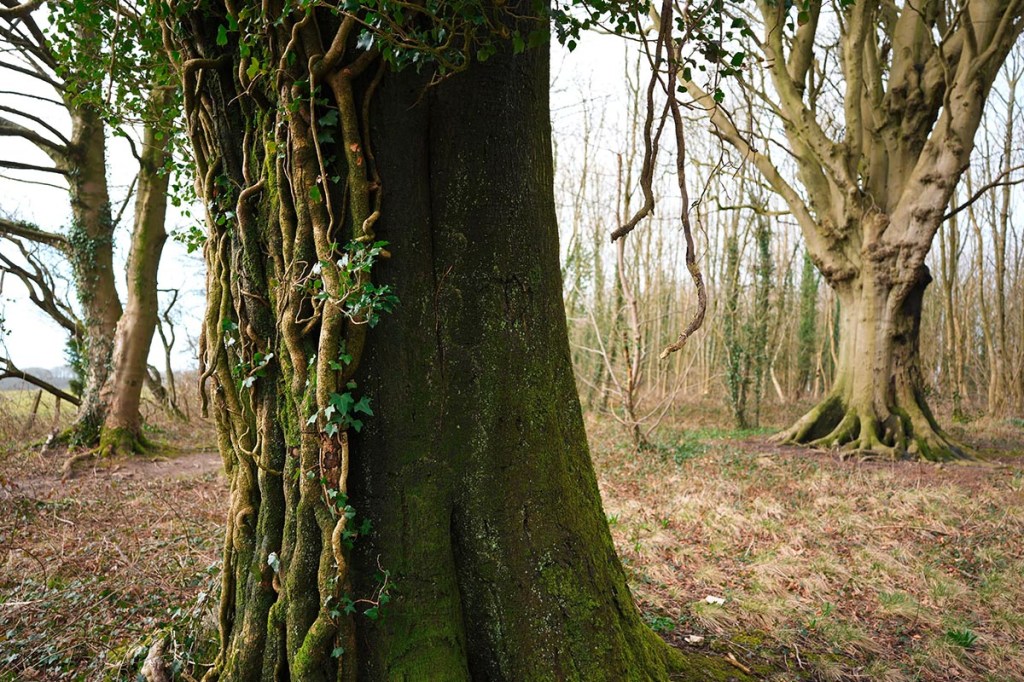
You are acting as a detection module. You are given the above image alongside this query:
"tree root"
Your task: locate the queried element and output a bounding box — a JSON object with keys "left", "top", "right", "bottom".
{"left": 97, "top": 426, "right": 153, "bottom": 458}
{"left": 60, "top": 428, "right": 154, "bottom": 478}
{"left": 61, "top": 448, "right": 99, "bottom": 479}
{"left": 774, "top": 394, "right": 973, "bottom": 462}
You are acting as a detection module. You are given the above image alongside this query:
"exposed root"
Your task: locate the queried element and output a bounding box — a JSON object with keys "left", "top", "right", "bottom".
{"left": 60, "top": 427, "right": 155, "bottom": 478}
{"left": 771, "top": 393, "right": 843, "bottom": 445}
{"left": 61, "top": 448, "right": 98, "bottom": 479}
{"left": 775, "top": 395, "right": 973, "bottom": 462}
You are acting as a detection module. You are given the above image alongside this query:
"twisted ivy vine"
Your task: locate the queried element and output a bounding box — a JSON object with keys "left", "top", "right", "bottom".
{"left": 157, "top": 0, "right": 746, "bottom": 676}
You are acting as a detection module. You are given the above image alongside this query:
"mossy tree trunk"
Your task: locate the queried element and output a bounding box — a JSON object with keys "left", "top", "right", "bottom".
{"left": 97, "top": 87, "right": 172, "bottom": 455}
{"left": 62, "top": 104, "right": 122, "bottom": 446}
{"left": 163, "top": 3, "right": 748, "bottom": 680}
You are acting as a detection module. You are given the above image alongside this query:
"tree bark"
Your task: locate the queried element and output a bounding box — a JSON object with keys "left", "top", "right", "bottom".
{"left": 98, "top": 88, "right": 171, "bottom": 454}
{"left": 777, "top": 245, "right": 969, "bottom": 460}
{"left": 166, "top": 5, "right": 747, "bottom": 679}
{"left": 62, "top": 103, "right": 122, "bottom": 445}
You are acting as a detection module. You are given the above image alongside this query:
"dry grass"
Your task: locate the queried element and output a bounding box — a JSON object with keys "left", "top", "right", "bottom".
{"left": 591, "top": 407, "right": 1024, "bottom": 682}
{"left": 0, "top": 376, "right": 221, "bottom": 681}
{"left": 1, "top": 390, "right": 1022, "bottom": 681}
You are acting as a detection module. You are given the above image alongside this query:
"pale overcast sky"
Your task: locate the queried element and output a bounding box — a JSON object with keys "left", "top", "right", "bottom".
{"left": 0, "top": 33, "right": 631, "bottom": 371}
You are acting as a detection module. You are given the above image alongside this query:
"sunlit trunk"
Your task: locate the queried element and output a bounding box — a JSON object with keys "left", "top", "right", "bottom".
{"left": 62, "top": 105, "right": 121, "bottom": 445}
{"left": 98, "top": 88, "right": 171, "bottom": 454}
{"left": 779, "top": 230, "right": 968, "bottom": 460}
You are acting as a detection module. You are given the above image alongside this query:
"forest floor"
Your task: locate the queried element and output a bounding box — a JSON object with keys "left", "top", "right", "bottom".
{"left": 1, "top": 393, "right": 1022, "bottom": 681}
{"left": 589, "top": 408, "right": 1024, "bottom": 682}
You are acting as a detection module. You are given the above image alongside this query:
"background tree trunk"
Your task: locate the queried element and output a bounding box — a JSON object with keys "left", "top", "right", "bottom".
{"left": 778, "top": 251, "right": 968, "bottom": 460}
{"left": 62, "top": 104, "right": 122, "bottom": 445}
{"left": 98, "top": 87, "right": 171, "bottom": 455}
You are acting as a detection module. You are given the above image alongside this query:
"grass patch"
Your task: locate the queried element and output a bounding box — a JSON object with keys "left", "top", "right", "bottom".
{"left": 590, "top": 407, "right": 1024, "bottom": 681}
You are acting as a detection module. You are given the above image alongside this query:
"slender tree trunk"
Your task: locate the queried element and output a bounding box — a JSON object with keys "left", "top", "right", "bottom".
{"left": 795, "top": 251, "right": 819, "bottom": 399}
{"left": 166, "top": 4, "right": 745, "bottom": 679}
{"left": 62, "top": 104, "right": 122, "bottom": 445}
{"left": 98, "top": 88, "right": 172, "bottom": 454}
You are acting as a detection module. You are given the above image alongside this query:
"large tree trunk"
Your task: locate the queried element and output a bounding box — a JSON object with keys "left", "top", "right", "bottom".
{"left": 167, "top": 4, "right": 746, "bottom": 680}
{"left": 98, "top": 88, "right": 171, "bottom": 455}
{"left": 62, "top": 104, "right": 122, "bottom": 446}
{"left": 777, "top": 251, "right": 968, "bottom": 460}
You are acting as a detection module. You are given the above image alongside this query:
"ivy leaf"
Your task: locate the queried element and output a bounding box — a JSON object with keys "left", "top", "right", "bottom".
{"left": 331, "top": 646, "right": 345, "bottom": 658}
{"left": 309, "top": 185, "right": 323, "bottom": 203}
{"left": 216, "top": 24, "right": 228, "bottom": 46}
{"left": 329, "top": 391, "right": 354, "bottom": 414}
{"left": 318, "top": 110, "right": 339, "bottom": 127}
{"left": 353, "top": 396, "right": 373, "bottom": 416}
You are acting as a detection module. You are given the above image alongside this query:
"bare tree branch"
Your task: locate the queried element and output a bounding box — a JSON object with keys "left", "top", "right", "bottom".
{"left": 0, "top": 104, "right": 69, "bottom": 147}
{"left": 0, "top": 58, "right": 62, "bottom": 91}
{"left": 0, "top": 89, "right": 62, "bottom": 106}
{"left": 0, "top": 171, "right": 66, "bottom": 191}
{"left": 943, "top": 170, "right": 1024, "bottom": 221}
{"left": 0, "top": 0, "right": 43, "bottom": 20}
{"left": 0, "top": 356, "right": 81, "bottom": 406}
{"left": 0, "top": 114, "right": 68, "bottom": 164}
{"left": 0, "top": 238, "right": 81, "bottom": 335}
{"left": 0, "top": 159, "right": 68, "bottom": 176}
{"left": 0, "top": 216, "right": 69, "bottom": 250}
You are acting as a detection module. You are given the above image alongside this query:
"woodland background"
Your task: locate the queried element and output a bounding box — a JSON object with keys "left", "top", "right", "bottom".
{"left": 0, "top": 5, "right": 1023, "bottom": 682}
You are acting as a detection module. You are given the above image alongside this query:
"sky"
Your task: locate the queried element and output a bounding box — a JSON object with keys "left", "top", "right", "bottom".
{"left": 3, "top": 21, "right": 1020, "bottom": 373}
{"left": 0, "top": 32, "right": 631, "bottom": 372}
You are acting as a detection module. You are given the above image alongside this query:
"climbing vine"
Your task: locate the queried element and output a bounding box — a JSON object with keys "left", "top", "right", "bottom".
{"left": 157, "top": 0, "right": 754, "bottom": 676}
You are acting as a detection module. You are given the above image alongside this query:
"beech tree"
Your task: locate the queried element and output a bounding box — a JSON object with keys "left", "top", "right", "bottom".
{"left": 0, "top": 0, "right": 174, "bottom": 454}
{"left": 158, "top": 0, "right": 746, "bottom": 678}
{"left": 680, "top": 0, "right": 1024, "bottom": 458}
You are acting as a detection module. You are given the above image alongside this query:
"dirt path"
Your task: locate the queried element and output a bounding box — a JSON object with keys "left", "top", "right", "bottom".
{"left": 1, "top": 449, "right": 223, "bottom": 500}
{"left": 1, "top": 447, "right": 226, "bottom": 681}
